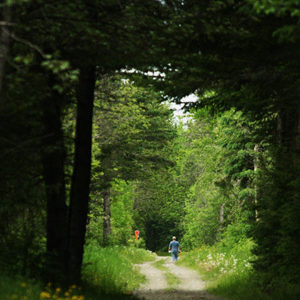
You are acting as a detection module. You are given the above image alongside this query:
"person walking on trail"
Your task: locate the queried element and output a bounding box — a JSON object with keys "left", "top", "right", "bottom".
{"left": 168, "top": 236, "right": 181, "bottom": 262}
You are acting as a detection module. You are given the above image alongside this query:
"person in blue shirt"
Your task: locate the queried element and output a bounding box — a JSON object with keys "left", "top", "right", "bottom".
{"left": 168, "top": 236, "right": 181, "bottom": 261}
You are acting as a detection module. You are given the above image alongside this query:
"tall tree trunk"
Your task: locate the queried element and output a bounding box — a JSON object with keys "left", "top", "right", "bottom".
{"left": 219, "top": 203, "right": 224, "bottom": 225}
{"left": 262, "top": 105, "right": 300, "bottom": 272}
{"left": 217, "top": 203, "right": 224, "bottom": 241}
{"left": 277, "top": 106, "right": 300, "bottom": 153}
{"left": 253, "top": 144, "right": 259, "bottom": 221}
{"left": 41, "top": 84, "right": 67, "bottom": 283}
{"left": 102, "top": 185, "right": 111, "bottom": 246}
{"left": 0, "top": 2, "right": 11, "bottom": 98}
{"left": 67, "top": 65, "right": 96, "bottom": 284}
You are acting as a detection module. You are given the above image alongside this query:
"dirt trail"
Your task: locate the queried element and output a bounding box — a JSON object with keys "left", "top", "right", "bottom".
{"left": 137, "top": 258, "right": 168, "bottom": 290}
{"left": 133, "top": 256, "right": 223, "bottom": 300}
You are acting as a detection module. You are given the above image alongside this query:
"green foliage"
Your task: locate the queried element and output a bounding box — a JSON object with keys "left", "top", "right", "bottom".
{"left": 0, "top": 243, "right": 155, "bottom": 299}
{"left": 178, "top": 239, "right": 263, "bottom": 299}
{"left": 109, "top": 180, "right": 136, "bottom": 246}
{"left": 181, "top": 108, "right": 258, "bottom": 249}
{"left": 0, "top": 275, "right": 42, "bottom": 300}
{"left": 89, "top": 76, "right": 178, "bottom": 248}
{"left": 178, "top": 238, "right": 255, "bottom": 280}
{"left": 253, "top": 152, "right": 300, "bottom": 287}
{"left": 2, "top": 0, "right": 300, "bottom": 293}
{"left": 208, "top": 272, "right": 266, "bottom": 300}
{"left": 133, "top": 168, "right": 186, "bottom": 251}
{"left": 0, "top": 275, "right": 86, "bottom": 300}
{"left": 0, "top": 57, "right": 48, "bottom": 277}
{"left": 87, "top": 179, "right": 136, "bottom": 247}
{"left": 93, "top": 76, "right": 176, "bottom": 183}
{"left": 253, "top": 0, "right": 300, "bottom": 18}
{"left": 82, "top": 244, "right": 155, "bottom": 294}
{"left": 157, "top": 5, "right": 300, "bottom": 291}
{"left": 85, "top": 197, "right": 104, "bottom": 246}
{"left": 1, "top": 0, "right": 171, "bottom": 281}
{"left": 251, "top": 0, "right": 300, "bottom": 42}
{"left": 127, "top": 238, "right": 146, "bottom": 249}
{"left": 220, "top": 223, "right": 251, "bottom": 249}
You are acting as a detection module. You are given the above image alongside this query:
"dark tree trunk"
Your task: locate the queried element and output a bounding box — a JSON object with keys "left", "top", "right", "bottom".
{"left": 253, "top": 144, "right": 259, "bottom": 221}
{"left": 66, "top": 65, "right": 96, "bottom": 284}
{"left": 258, "top": 105, "right": 300, "bottom": 275}
{"left": 102, "top": 186, "right": 111, "bottom": 246}
{"left": 277, "top": 106, "right": 300, "bottom": 153}
{"left": 0, "top": 2, "right": 11, "bottom": 98}
{"left": 41, "top": 85, "right": 67, "bottom": 283}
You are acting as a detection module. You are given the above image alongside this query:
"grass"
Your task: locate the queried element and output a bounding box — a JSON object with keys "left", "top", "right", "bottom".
{"left": 0, "top": 275, "right": 42, "bottom": 300}
{"left": 152, "top": 259, "right": 180, "bottom": 289}
{"left": 178, "top": 239, "right": 300, "bottom": 300}
{"left": 156, "top": 251, "right": 169, "bottom": 257}
{"left": 0, "top": 245, "right": 155, "bottom": 300}
{"left": 177, "top": 239, "right": 263, "bottom": 299}
{"left": 152, "top": 258, "right": 168, "bottom": 270}
{"left": 0, "top": 275, "right": 91, "bottom": 300}
{"left": 82, "top": 243, "right": 155, "bottom": 296}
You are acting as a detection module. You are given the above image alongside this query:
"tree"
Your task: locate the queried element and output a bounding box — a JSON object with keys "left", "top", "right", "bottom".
{"left": 0, "top": 1, "right": 11, "bottom": 96}
{"left": 92, "top": 76, "right": 176, "bottom": 246}
{"left": 1, "top": 0, "right": 169, "bottom": 284}
{"left": 133, "top": 167, "right": 186, "bottom": 251}
{"left": 156, "top": 0, "right": 300, "bottom": 285}
{"left": 178, "top": 107, "right": 261, "bottom": 249}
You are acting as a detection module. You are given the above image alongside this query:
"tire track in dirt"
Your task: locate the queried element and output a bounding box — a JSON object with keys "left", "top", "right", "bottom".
{"left": 133, "top": 256, "right": 223, "bottom": 300}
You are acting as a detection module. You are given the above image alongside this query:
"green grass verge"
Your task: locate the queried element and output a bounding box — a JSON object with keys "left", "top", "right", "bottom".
{"left": 82, "top": 244, "right": 155, "bottom": 295}
{"left": 0, "top": 275, "right": 42, "bottom": 300}
{"left": 156, "top": 251, "right": 170, "bottom": 257}
{"left": 178, "top": 240, "right": 300, "bottom": 300}
{"left": 0, "top": 245, "right": 155, "bottom": 299}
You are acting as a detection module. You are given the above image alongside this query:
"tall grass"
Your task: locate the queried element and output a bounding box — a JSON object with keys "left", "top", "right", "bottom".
{"left": 0, "top": 245, "right": 155, "bottom": 299}
{"left": 0, "top": 275, "right": 42, "bottom": 300}
{"left": 178, "top": 238, "right": 262, "bottom": 299}
{"left": 82, "top": 243, "right": 155, "bottom": 295}
{"left": 181, "top": 239, "right": 254, "bottom": 280}
{"left": 178, "top": 238, "right": 300, "bottom": 300}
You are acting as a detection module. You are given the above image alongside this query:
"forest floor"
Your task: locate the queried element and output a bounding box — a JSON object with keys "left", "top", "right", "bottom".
{"left": 132, "top": 255, "right": 224, "bottom": 300}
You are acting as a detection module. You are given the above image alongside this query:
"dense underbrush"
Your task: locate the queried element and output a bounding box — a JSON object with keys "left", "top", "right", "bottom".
{"left": 0, "top": 245, "right": 154, "bottom": 300}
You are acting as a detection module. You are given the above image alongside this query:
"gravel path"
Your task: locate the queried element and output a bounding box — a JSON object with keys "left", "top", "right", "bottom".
{"left": 137, "top": 258, "right": 168, "bottom": 290}
{"left": 133, "top": 256, "right": 223, "bottom": 300}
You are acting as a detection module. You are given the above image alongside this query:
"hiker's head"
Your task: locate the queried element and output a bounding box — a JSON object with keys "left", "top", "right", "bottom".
{"left": 172, "top": 236, "right": 176, "bottom": 240}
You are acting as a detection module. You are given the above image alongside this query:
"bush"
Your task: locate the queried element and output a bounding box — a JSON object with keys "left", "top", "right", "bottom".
{"left": 127, "top": 237, "right": 146, "bottom": 249}
{"left": 220, "top": 222, "right": 251, "bottom": 249}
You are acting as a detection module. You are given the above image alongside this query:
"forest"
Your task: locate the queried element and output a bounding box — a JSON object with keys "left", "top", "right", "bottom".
{"left": 0, "top": 0, "right": 300, "bottom": 299}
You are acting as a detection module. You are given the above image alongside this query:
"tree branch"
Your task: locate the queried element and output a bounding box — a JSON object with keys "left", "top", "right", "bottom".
{"left": 8, "top": 31, "right": 46, "bottom": 58}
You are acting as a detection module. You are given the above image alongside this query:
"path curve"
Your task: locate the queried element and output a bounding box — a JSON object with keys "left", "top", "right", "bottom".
{"left": 133, "top": 256, "right": 223, "bottom": 300}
